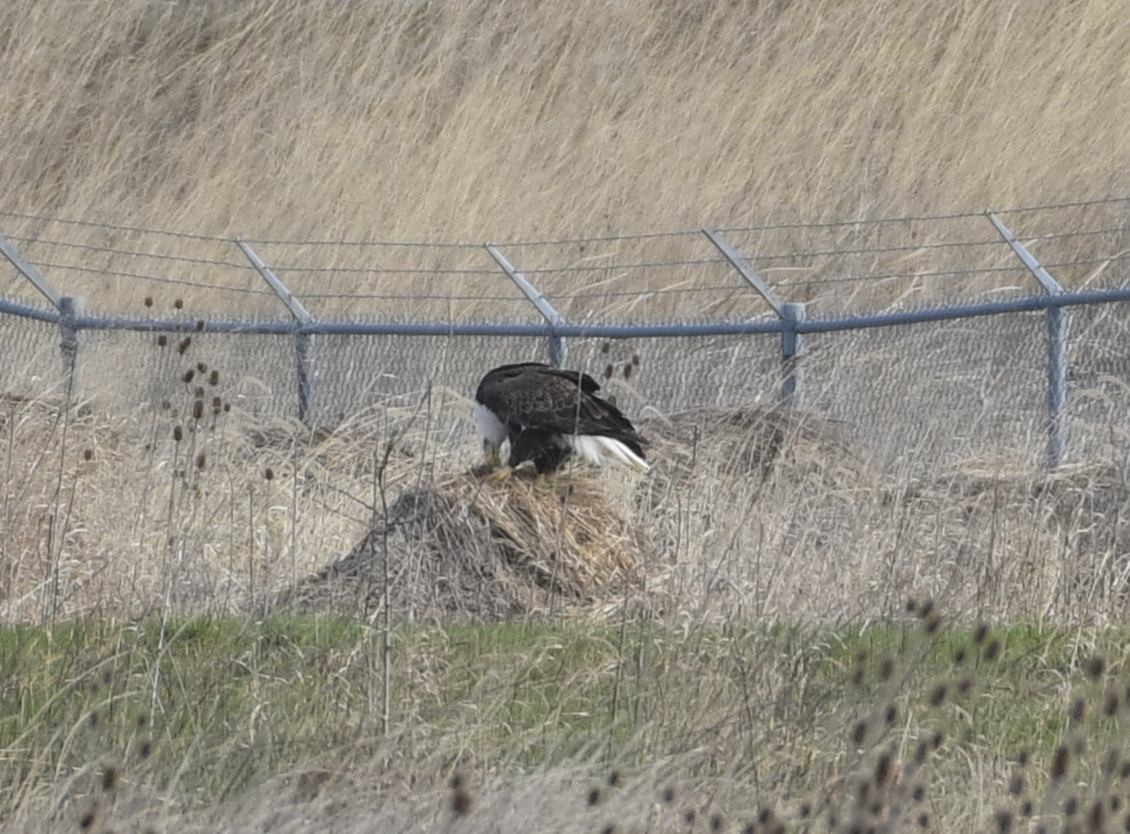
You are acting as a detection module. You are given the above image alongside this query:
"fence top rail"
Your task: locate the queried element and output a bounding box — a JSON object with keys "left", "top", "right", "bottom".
{"left": 4, "top": 285, "right": 1128, "bottom": 339}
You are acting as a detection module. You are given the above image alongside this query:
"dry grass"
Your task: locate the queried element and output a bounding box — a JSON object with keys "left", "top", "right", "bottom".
{"left": 1, "top": 0, "right": 1128, "bottom": 319}
{"left": 272, "top": 470, "right": 650, "bottom": 620}
{"left": 4, "top": 0, "right": 1126, "bottom": 238}
{"left": 2, "top": 384, "right": 1127, "bottom": 626}
{"left": 2, "top": 2, "right": 1130, "bottom": 830}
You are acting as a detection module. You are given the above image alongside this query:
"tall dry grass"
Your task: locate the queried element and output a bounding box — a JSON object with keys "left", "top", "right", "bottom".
{"left": 2, "top": 0, "right": 1127, "bottom": 243}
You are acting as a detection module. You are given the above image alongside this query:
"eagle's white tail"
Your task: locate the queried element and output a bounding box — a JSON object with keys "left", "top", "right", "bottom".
{"left": 567, "top": 435, "right": 650, "bottom": 473}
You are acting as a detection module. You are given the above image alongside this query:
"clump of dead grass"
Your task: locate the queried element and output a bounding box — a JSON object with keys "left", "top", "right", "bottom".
{"left": 272, "top": 470, "right": 650, "bottom": 621}
{"left": 640, "top": 405, "right": 874, "bottom": 491}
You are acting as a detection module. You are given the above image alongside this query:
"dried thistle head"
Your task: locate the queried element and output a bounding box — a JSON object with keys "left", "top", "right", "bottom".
{"left": 144, "top": 296, "right": 153, "bottom": 307}
{"left": 157, "top": 335, "right": 168, "bottom": 347}
{"left": 928, "top": 683, "right": 948, "bottom": 707}
{"left": 1051, "top": 745, "right": 1071, "bottom": 781}
{"left": 100, "top": 764, "right": 120, "bottom": 793}
{"left": 173, "top": 298, "right": 184, "bottom": 310}
{"left": 1085, "top": 656, "right": 1106, "bottom": 680}
{"left": 1069, "top": 696, "right": 1086, "bottom": 723}
{"left": 878, "top": 656, "right": 895, "bottom": 682}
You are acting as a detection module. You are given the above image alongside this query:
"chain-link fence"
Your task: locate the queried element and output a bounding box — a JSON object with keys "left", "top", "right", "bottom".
{"left": 1, "top": 198, "right": 1128, "bottom": 474}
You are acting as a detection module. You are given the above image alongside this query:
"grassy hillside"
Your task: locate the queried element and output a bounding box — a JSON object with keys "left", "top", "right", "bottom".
{"left": 2, "top": 0, "right": 1127, "bottom": 243}
{"left": 3, "top": 615, "right": 1129, "bottom": 832}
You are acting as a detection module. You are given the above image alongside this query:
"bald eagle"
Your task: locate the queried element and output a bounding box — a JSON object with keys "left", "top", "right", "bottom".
{"left": 473, "top": 362, "right": 649, "bottom": 475}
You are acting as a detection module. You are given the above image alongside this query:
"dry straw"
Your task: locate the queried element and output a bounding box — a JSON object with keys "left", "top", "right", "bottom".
{"left": 272, "top": 470, "right": 649, "bottom": 620}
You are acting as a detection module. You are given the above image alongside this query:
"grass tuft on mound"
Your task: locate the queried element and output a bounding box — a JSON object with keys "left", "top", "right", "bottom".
{"left": 272, "top": 470, "right": 650, "bottom": 621}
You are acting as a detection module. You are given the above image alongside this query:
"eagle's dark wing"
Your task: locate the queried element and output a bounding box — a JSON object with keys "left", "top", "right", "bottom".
{"left": 485, "top": 362, "right": 601, "bottom": 394}
{"left": 477, "top": 365, "right": 646, "bottom": 454}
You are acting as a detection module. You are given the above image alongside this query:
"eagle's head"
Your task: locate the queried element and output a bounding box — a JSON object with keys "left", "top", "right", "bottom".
{"left": 473, "top": 400, "right": 507, "bottom": 468}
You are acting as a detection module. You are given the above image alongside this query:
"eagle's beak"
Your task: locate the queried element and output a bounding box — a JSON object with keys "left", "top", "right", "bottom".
{"left": 483, "top": 440, "right": 502, "bottom": 468}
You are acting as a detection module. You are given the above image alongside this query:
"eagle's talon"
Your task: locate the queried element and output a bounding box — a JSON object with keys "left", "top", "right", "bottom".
{"left": 485, "top": 465, "right": 514, "bottom": 483}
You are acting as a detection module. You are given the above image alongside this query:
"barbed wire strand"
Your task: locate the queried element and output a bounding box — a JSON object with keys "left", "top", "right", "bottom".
{"left": 1, "top": 193, "right": 1124, "bottom": 256}
{"left": 273, "top": 264, "right": 503, "bottom": 277}
{"left": 5, "top": 234, "right": 254, "bottom": 270}
{"left": 0, "top": 209, "right": 232, "bottom": 242}
{"left": 301, "top": 291, "right": 533, "bottom": 302}
{"left": 31, "top": 261, "right": 274, "bottom": 296}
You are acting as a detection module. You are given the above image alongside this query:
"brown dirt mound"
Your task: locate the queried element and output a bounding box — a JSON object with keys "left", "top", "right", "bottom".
{"left": 638, "top": 405, "right": 875, "bottom": 496}
{"left": 270, "top": 470, "right": 650, "bottom": 620}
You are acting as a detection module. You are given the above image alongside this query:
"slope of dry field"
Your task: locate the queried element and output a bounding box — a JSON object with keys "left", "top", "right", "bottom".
{"left": 2, "top": 0, "right": 1128, "bottom": 243}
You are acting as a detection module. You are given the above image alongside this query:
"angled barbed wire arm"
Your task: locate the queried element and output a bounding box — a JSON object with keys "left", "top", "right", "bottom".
{"left": 236, "top": 240, "right": 315, "bottom": 423}
{"left": 703, "top": 228, "right": 805, "bottom": 409}
{"left": 986, "top": 211, "right": 1068, "bottom": 469}
{"left": 0, "top": 235, "right": 63, "bottom": 310}
{"left": 485, "top": 244, "right": 568, "bottom": 367}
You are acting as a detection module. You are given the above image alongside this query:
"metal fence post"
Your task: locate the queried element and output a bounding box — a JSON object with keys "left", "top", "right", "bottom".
{"left": 986, "top": 212, "right": 1068, "bottom": 468}
{"left": 1045, "top": 303, "right": 1068, "bottom": 467}
{"left": 485, "top": 244, "right": 568, "bottom": 366}
{"left": 58, "top": 295, "right": 84, "bottom": 403}
{"left": 780, "top": 302, "right": 806, "bottom": 410}
{"left": 702, "top": 229, "right": 804, "bottom": 407}
{"left": 236, "top": 241, "right": 314, "bottom": 422}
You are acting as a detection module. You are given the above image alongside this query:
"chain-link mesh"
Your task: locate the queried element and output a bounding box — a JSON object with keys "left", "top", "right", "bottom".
{"left": 0, "top": 297, "right": 63, "bottom": 399}
{"left": 75, "top": 327, "right": 307, "bottom": 420}
{"left": 805, "top": 311, "right": 1049, "bottom": 471}
{"left": 0, "top": 303, "right": 1127, "bottom": 474}
{"left": 1067, "top": 301, "right": 1130, "bottom": 464}
{"left": 2, "top": 200, "right": 1129, "bottom": 474}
